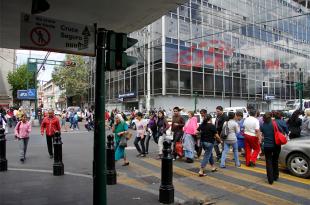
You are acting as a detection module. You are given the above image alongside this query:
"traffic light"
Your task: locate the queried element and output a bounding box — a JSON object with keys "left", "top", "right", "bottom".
{"left": 106, "top": 31, "right": 138, "bottom": 71}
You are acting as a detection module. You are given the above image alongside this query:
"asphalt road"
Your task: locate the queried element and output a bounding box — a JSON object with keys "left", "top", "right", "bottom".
{"left": 2, "top": 124, "right": 310, "bottom": 205}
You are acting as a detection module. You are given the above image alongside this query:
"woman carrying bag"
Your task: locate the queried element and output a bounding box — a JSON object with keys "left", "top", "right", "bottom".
{"left": 260, "top": 112, "right": 282, "bottom": 184}
{"left": 183, "top": 111, "right": 198, "bottom": 163}
{"left": 112, "top": 114, "right": 129, "bottom": 166}
{"left": 156, "top": 110, "right": 170, "bottom": 159}
{"left": 15, "top": 114, "right": 32, "bottom": 163}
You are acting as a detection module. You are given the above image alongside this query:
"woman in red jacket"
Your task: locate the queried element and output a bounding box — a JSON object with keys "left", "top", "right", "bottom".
{"left": 40, "top": 109, "right": 61, "bottom": 159}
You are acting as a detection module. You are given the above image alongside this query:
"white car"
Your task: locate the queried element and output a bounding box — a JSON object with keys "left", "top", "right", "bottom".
{"left": 224, "top": 107, "right": 248, "bottom": 118}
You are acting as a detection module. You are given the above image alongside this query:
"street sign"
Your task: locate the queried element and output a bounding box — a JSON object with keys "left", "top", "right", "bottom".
{"left": 17, "top": 89, "right": 37, "bottom": 100}
{"left": 28, "top": 62, "right": 37, "bottom": 73}
{"left": 20, "top": 13, "right": 95, "bottom": 56}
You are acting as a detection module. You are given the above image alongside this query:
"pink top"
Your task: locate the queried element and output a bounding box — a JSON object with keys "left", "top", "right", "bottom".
{"left": 183, "top": 117, "right": 198, "bottom": 135}
{"left": 15, "top": 121, "right": 32, "bottom": 139}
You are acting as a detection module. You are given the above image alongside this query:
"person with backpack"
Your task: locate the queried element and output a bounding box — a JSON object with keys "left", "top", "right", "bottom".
{"left": 220, "top": 112, "right": 240, "bottom": 168}
{"left": 14, "top": 114, "right": 32, "bottom": 163}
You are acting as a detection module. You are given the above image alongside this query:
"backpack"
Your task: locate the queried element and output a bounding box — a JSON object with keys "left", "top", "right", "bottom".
{"left": 220, "top": 122, "right": 229, "bottom": 140}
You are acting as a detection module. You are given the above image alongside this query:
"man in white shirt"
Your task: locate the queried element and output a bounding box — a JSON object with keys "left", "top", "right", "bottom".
{"left": 243, "top": 109, "right": 260, "bottom": 167}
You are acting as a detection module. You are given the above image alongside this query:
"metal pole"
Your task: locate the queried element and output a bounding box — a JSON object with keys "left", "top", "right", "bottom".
{"left": 93, "top": 28, "right": 107, "bottom": 205}
{"left": 299, "top": 68, "right": 303, "bottom": 111}
{"left": 106, "top": 134, "right": 116, "bottom": 185}
{"left": 194, "top": 92, "right": 197, "bottom": 113}
{"left": 146, "top": 25, "right": 151, "bottom": 112}
{"left": 0, "top": 128, "right": 7, "bottom": 171}
{"left": 159, "top": 141, "right": 174, "bottom": 204}
{"left": 53, "top": 131, "right": 64, "bottom": 176}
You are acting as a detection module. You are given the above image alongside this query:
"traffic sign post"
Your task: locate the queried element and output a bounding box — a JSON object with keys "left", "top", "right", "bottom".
{"left": 20, "top": 13, "right": 95, "bottom": 56}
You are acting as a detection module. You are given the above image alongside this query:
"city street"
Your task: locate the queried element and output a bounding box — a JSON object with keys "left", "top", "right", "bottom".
{"left": 1, "top": 124, "right": 309, "bottom": 205}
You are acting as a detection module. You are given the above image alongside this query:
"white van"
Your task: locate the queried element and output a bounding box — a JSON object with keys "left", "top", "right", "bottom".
{"left": 224, "top": 107, "right": 248, "bottom": 118}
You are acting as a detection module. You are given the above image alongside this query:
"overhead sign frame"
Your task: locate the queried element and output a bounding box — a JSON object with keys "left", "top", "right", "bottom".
{"left": 20, "top": 13, "right": 95, "bottom": 56}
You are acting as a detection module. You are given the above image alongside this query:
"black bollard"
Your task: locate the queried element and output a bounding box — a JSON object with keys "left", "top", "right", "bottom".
{"left": 159, "top": 140, "right": 174, "bottom": 204}
{"left": 53, "top": 131, "right": 64, "bottom": 176}
{"left": 106, "top": 134, "right": 117, "bottom": 185}
{"left": 0, "top": 128, "right": 7, "bottom": 171}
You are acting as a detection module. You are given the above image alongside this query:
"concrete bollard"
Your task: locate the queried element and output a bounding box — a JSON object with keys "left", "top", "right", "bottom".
{"left": 53, "top": 131, "right": 64, "bottom": 176}
{"left": 159, "top": 140, "right": 174, "bottom": 204}
{"left": 0, "top": 128, "right": 7, "bottom": 171}
{"left": 106, "top": 134, "right": 117, "bottom": 185}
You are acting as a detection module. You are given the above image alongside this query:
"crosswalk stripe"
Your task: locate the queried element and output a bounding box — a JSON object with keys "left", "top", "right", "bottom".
{"left": 125, "top": 160, "right": 209, "bottom": 201}
{"left": 118, "top": 173, "right": 148, "bottom": 189}
{"left": 190, "top": 161, "right": 310, "bottom": 200}
{"left": 224, "top": 160, "right": 310, "bottom": 185}
{"left": 142, "top": 158, "right": 296, "bottom": 205}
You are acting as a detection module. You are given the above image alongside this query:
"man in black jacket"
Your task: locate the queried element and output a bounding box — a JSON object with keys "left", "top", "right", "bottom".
{"left": 214, "top": 106, "right": 227, "bottom": 161}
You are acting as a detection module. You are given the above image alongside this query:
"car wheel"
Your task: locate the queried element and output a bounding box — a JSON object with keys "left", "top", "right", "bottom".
{"left": 287, "top": 153, "right": 310, "bottom": 179}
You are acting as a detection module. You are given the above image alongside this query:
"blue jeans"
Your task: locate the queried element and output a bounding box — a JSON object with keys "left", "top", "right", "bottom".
{"left": 220, "top": 142, "right": 240, "bottom": 167}
{"left": 200, "top": 142, "right": 214, "bottom": 168}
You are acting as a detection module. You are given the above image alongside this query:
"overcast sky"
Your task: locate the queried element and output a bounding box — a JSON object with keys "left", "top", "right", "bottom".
{"left": 15, "top": 50, "right": 65, "bottom": 82}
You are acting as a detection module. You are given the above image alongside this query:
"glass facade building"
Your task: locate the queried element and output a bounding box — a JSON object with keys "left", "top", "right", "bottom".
{"left": 105, "top": 0, "right": 310, "bottom": 111}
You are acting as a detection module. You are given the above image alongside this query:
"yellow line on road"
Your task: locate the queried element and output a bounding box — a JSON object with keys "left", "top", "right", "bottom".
{"left": 224, "top": 161, "right": 310, "bottom": 185}
{"left": 118, "top": 173, "right": 148, "bottom": 189}
{"left": 142, "top": 158, "right": 296, "bottom": 205}
{"left": 127, "top": 161, "right": 210, "bottom": 202}
{"left": 191, "top": 161, "right": 310, "bottom": 199}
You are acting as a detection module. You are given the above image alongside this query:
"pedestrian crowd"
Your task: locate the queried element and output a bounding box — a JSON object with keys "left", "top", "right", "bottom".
{"left": 107, "top": 106, "right": 310, "bottom": 185}
{"left": 0, "top": 106, "right": 62, "bottom": 163}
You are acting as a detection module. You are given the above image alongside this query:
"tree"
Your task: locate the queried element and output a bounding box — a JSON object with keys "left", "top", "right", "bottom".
{"left": 52, "top": 55, "right": 89, "bottom": 105}
{"left": 7, "top": 64, "right": 36, "bottom": 103}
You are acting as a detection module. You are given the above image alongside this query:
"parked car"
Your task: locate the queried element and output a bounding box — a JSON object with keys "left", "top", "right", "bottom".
{"left": 279, "top": 135, "right": 310, "bottom": 178}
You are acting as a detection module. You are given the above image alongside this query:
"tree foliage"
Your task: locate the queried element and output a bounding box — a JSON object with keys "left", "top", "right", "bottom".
{"left": 52, "top": 55, "right": 89, "bottom": 98}
{"left": 7, "top": 64, "right": 36, "bottom": 100}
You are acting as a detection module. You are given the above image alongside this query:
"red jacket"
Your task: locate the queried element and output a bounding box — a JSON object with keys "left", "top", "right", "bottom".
{"left": 41, "top": 116, "right": 61, "bottom": 136}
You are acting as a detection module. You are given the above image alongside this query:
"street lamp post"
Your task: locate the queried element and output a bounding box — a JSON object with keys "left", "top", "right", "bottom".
{"left": 194, "top": 92, "right": 198, "bottom": 113}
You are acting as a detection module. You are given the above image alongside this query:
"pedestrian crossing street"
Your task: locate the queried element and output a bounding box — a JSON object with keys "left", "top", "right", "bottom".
{"left": 116, "top": 152, "right": 310, "bottom": 205}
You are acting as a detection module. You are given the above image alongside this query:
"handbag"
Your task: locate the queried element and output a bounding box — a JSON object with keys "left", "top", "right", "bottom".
{"left": 119, "top": 136, "right": 127, "bottom": 147}
{"left": 272, "top": 120, "right": 287, "bottom": 145}
{"left": 175, "top": 141, "right": 183, "bottom": 157}
{"left": 124, "top": 131, "right": 132, "bottom": 140}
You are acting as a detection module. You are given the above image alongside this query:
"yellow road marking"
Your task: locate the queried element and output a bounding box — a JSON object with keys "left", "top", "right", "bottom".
{"left": 127, "top": 161, "right": 209, "bottom": 201}
{"left": 191, "top": 161, "right": 310, "bottom": 199}
{"left": 224, "top": 161, "right": 310, "bottom": 185}
{"left": 142, "top": 158, "right": 296, "bottom": 205}
{"left": 118, "top": 173, "right": 148, "bottom": 189}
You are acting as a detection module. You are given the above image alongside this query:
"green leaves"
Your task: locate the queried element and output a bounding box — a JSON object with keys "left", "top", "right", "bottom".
{"left": 52, "top": 54, "right": 89, "bottom": 98}
{"left": 7, "top": 64, "right": 36, "bottom": 100}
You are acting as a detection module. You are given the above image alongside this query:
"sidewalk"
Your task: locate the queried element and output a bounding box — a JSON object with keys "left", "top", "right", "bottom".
{"left": 0, "top": 169, "right": 160, "bottom": 205}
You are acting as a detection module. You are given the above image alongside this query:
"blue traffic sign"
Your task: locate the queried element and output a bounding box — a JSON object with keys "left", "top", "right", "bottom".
{"left": 17, "top": 89, "right": 37, "bottom": 100}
